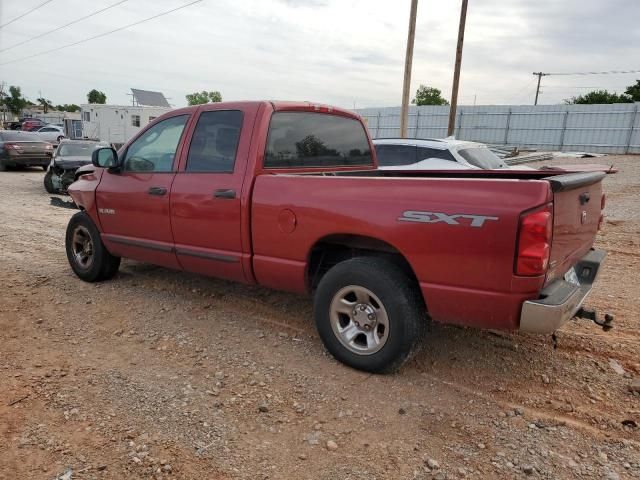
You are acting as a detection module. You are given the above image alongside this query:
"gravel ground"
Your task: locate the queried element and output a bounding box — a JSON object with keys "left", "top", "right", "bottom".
{"left": 1, "top": 156, "right": 639, "bottom": 480}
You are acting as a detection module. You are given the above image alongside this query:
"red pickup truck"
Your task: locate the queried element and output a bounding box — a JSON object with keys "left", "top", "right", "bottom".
{"left": 66, "top": 101, "right": 608, "bottom": 372}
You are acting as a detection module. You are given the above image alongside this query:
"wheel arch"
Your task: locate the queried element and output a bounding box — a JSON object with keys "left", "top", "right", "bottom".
{"left": 307, "top": 233, "right": 423, "bottom": 302}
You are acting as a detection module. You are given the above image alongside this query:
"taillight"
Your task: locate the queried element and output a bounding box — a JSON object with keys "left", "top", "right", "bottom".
{"left": 516, "top": 204, "right": 552, "bottom": 276}
{"left": 4, "top": 143, "right": 23, "bottom": 151}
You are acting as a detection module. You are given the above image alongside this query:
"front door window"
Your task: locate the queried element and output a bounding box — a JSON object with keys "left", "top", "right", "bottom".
{"left": 122, "top": 115, "right": 188, "bottom": 172}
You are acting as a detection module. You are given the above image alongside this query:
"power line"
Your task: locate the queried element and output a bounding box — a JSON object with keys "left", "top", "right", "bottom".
{"left": 0, "top": 0, "right": 129, "bottom": 53}
{"left": 531, "top": 69, "right": 639, "bottom": 104}
{"left": 0, "top": 0, "right": 55, "bottom": 29}
{"left": 504, "top": 77, "right": 537, "bottom": 104}
{"left": 543, "top": 85, "right": 629, "bottom": 89}
{"left": 0, "top": 0, "right": 205, "bottom": 66}
{"left": 546, "top": 69, "right": 640, "bottom": 76}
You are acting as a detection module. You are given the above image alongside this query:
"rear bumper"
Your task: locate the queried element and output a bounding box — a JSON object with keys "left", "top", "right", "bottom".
{"left": 519, "top": 249, "right": 606, "bottom": 333}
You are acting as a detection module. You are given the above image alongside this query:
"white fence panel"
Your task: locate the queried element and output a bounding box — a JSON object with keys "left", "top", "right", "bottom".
{"left": 356, "top": 103, "right": 640, "bottom": 154}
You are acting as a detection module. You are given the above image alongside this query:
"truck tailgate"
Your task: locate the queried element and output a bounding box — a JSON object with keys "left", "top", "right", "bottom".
{"left": 546, "top": 172, "right": 605, "bottom": 283}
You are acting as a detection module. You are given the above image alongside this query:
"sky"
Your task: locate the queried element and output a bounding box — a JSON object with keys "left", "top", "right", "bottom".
{"left": 0, "top": 0, "right": 639, "bottom": 109}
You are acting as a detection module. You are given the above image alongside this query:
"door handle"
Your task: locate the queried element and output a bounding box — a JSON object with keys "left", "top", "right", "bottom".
{"left": 148, "top": 186, "right": 167, "bottom": 196}
{"left": 214, "top": 189, "right": 236, "bottom": 199}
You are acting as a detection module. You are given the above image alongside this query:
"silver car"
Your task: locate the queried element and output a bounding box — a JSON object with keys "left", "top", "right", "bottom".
{"left": 34, "top": 125, "right": 66, "bottom": 144}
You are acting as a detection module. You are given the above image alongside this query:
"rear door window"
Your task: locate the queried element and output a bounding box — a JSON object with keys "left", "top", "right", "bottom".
{"left": 264, "top": 112, "right": 372, "bottom": 168}
{"left": 417, "top": 147, "right": 457, "bottom": 162}
{"left": 375, "top": 144, "right": 417, "bottom": 166}
{"left": 186, "top": 110, "right": 243, "bottom": 172}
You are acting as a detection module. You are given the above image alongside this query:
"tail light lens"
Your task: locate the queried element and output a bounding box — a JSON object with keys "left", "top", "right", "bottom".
{"left": 4, "top": 143, "right": 23, "bottom": 151}
{"left": 516, "top": 204, "right": 552, "bottom": 276}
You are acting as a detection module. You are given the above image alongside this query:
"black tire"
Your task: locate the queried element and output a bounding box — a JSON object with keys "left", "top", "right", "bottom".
{"left": 43, "top": 170, "right": 56, "bottom": 193}
{"left": 41, "top": 165, "right": 48, "bottom": 171}
{"left": 313, "top": 257, "right": 427, "bottom": 373}
{"left": 65, "top": 211, "right": 121, "bottom": 282}
{"left": 0, "top": 161, "right": 7, "bottom": 172}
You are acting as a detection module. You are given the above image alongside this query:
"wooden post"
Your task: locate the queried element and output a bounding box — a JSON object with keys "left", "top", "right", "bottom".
{"left": 447, "top": 0, "right": 468, "bottom": 137}
{"left": 400, "top": 0, "right": 418, "bottom": 139}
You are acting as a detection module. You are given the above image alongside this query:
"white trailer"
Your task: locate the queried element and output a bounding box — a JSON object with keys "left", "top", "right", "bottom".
{"left": 80, "top": 104, "right": 172, "bottom": 148}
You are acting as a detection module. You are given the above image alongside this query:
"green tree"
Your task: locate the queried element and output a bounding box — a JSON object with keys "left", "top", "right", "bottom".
{"left": 55, "top": 104, "right": 81, "bottom": 112}
{"left": 412, "top": 85, "right": 449, "bottom": 106}
{"left": 87, "top": 89, "right": 107, "bottom": 104}
{"left": 37, "top": 97, "right": 53, "bottom": 113}
{"left": 624, "top": 80, "right": 640, "bottom": 102}
{"left": 564, "top": 89, "right": 632, "bottom": 104}
{"left": 3, "top": 86, "right": 28, "bottom": 116}
{"left": 186, "top": 90, "right": 222, "bottom": 105}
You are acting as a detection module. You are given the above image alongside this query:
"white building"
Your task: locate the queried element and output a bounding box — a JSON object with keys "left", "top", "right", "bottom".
{"left": 80, "top": 104, "right": 172, "bottom": 147}
{"left": 80, "top": 88, "right": 173, "bottom": 147}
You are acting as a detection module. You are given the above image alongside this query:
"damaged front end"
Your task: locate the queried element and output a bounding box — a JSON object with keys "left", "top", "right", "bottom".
{"left": 45, "top": 162, "right": 94, "bottom": 195}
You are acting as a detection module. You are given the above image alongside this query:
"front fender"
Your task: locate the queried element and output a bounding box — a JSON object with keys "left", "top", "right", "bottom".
{"left": 67, "top": 166, "right": 103, "bottom": 230}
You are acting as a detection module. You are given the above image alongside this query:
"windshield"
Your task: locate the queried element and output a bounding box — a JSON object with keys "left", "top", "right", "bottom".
{"left": 458, "top": 147, "right": 506, "bottom": 169}
{"left": 57, "top": 143, "right": 103, "bottom": 157}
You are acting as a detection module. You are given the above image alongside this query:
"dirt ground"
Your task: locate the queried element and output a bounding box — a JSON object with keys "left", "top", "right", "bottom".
{"left": 1, "top": 156, "right": 638, "bottom": 480}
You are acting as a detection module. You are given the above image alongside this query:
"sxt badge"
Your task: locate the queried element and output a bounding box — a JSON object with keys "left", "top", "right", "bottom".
{"left": 399, "top": 210, "right": 498, "bottom": 228}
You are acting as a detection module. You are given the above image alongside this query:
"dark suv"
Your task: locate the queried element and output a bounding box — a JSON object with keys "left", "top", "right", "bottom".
{"left": 44, "top": 139, "right": 108, "bottom": 193}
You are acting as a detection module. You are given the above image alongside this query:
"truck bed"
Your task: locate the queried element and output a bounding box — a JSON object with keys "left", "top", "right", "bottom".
{"left": 251, "top": 169, "right": 604, "bottom": 330}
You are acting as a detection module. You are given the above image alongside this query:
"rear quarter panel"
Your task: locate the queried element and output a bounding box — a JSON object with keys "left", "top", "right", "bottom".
{"left": 251, "top": 174, "right": 552, "bottom": 329}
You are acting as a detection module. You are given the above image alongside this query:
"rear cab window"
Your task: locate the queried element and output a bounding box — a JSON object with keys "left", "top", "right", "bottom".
{"left": 264, "top": 112, "right": 372, "bottom": 169}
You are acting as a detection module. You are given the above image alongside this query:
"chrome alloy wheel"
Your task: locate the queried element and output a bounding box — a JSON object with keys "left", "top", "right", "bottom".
{"left": 329, "top": 285, "right": 389, "bottom": 355}
{"left": 71, "top": 225, "right": 94, "bottom": 270}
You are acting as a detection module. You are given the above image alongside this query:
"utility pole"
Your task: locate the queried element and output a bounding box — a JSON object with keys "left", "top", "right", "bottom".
{"left": 400, "top": 0, "right": 418, "bottom": 138}
{"left": 447, "top": 0, "right": 469, "bottom": 137}
{"left": 533, "top": 72, "right": 548, "bottom": 105}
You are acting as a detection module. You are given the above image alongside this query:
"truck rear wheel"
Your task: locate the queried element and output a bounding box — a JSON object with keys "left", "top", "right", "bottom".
{"left": 313, "top": 257, "right": 427, "bottom": 373}
{"left": 65, "top": 211, "right": 121, "bottom": 282}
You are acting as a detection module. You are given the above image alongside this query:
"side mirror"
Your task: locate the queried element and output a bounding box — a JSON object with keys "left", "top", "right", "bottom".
{"left": 92, "top": 147, "right": 118, "bottom": 169}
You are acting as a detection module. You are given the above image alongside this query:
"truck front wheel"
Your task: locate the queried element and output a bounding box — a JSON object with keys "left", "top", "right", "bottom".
{"left": 65, "top": 211, "right": 121, "bottom": 282}
{"left": 313, "top": 257, "right": 427, "bottom": 373}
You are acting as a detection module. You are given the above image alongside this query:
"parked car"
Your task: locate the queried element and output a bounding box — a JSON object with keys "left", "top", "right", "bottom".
{"left": 0, "top": 130, "right": 54, "bottom": 171}
{"left": 65, "top": 101, "right": 608, "bottom": 373}
{"left": 21, "top": 118, "right": 47, "bottom": 131}
{"left": 34, "top": 125, "right": 65, "bottom": 144}
{"left": 44, "top": 139, "right": 108, "bottom": 194}
{"left": 373, "top": 138, "right": 535, "bottom": 170}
